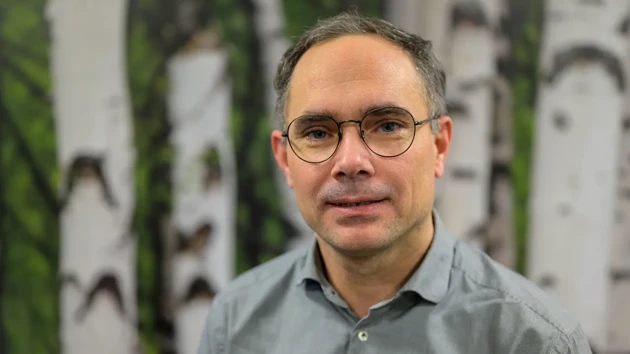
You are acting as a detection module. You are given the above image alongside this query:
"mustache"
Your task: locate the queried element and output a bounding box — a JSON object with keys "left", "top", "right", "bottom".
{"left": 319, "top": 181, "right": 395, "bottom": 202}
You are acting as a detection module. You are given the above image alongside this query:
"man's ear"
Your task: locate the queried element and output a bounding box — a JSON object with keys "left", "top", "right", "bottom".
{"left": 433, "top": 116, "right": 452, "bottom": 178}
{"left": 271, "top": 130, "right": 294, "bottom": 188}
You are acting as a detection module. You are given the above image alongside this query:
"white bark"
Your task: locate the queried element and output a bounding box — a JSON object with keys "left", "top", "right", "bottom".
{"left": 251, "top": 0, "right": 313, "bottom": 250}
{"left": 384, "top": 0, "right": 452, "bottom": 77}
{"left": 46, "top": 0, "right": 138, "bottom": 353}
{"left": 385, "top": 0, "right": 452, "bottom": 207}
{"left": 527, "top": 2, "right": 629, "bottom": 350}
{"left": 607, "top": 10, "right": 630, "bottom": 352}
{"left": 486, "top": 75, "right": 515, "bottom": 268}
{"left": 385, "top": 1, "right": 498, "bottom": 249}
{"left": 435, "top": 0, "right": 499, "bottom": 249}
{"left": 485, "top": 0, "right": 515, "bottom": 269}
{"left": 167, "top": 37, "right": 236, "bottom": 354}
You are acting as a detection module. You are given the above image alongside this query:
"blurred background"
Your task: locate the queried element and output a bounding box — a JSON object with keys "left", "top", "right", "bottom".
{"left": 1, "top": 0, "right": 629, "bottom": 353}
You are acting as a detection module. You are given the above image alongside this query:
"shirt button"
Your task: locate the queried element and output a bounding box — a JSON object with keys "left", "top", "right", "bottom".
{"left": 357, "top": 330, "right": 368, "bottom": 342}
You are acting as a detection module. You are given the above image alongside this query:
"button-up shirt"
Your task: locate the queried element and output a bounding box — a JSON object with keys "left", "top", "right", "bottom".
{"left": 197, "top": 211, "right": 592, "bottom": 353}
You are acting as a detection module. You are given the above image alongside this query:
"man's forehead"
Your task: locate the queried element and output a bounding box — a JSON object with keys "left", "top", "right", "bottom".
{"left": 286, "top": 37, "right": 425, "bottom": 114}
{"left": 293, "top": 34, "right": 414, "bottom": 77}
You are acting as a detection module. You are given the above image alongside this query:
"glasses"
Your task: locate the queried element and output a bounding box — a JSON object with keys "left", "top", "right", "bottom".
{"left": 282, "top": 106, "right": 438, "bottom": 163}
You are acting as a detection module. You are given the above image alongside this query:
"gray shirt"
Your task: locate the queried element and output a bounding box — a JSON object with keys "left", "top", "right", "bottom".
{"left": 197, "top": 211, "right": 592, "bottom": 353}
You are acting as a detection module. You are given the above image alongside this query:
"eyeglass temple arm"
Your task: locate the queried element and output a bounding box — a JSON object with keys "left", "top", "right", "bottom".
{"left": 415, "top": 114, "right": 441, "bottom": 126}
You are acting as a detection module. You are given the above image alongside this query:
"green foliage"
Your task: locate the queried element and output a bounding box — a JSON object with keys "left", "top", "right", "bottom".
{"left": 127, "top": 3, "right": 176, "bottom": 352}
{"left": 283, "top": 0, "right": 382, "bottom": 39}
{"left": 508, "top": 0, "right": 543, "bottom": 275}
{"left": 0, "top": 0, "right": 60, "bottom": 353}
{"left": 0, "top": 0, "right": 547, "bottom": 352}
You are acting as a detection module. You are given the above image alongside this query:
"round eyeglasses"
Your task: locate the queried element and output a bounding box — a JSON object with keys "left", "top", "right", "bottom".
{"left": 281, "top": 106, "right": 439, "bottom": 164}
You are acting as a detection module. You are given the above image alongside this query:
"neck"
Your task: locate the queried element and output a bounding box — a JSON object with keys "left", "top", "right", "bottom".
{"left": 318, "top": 215, "right": 434, "bottom": 318}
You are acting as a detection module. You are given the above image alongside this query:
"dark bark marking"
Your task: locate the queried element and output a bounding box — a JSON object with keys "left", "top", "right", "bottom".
{"left": 446, "top": 100, "right": 469, "bottom": 117}
{"left": 62, "top": 155, "right": 117, "bottom": 208}
{"left": 488, "top": 163, "right": 511, "bottom": 215}
{"left": 544, "top": 45, "right": 626, "bottom": 92}
{"left": 611, "top": 268, "right": 630, "bottom": 283}
{"left": 452, "top": 1, "right": 489, "bottom": 29}
{"left": 451, "top": 167, "right": 478, "bottom": 180}
{"left": 553, "top": 111, "right": 570, "bottom": 132}
{"left": 182, "top": 277, "right": 216, "bottom": 304}
{"left": 75, "top": 273, "right": 125, "bottom": 322}
{"left": 60, "top": 273, "right": 81, "bottom": 291}
{"left": 176, "top": 222, "right": 213, "bottom": 255}
{"left": 619, "top": 15, "right": 630, "bottom": 35}
{"left": 622, "top": 116, "right": 630, "bottom": 131}
{"left": 538, "top": 274, "right": 557, "bottom": 288}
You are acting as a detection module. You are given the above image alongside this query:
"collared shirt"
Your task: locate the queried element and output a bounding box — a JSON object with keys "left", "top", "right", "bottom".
{"left": 197, "top": 211, "right": 592, "bottom": 353}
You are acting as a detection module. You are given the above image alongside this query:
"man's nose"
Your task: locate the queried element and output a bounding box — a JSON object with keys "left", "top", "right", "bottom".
{"left": 330, "top": 124, "right": 376, "bottom": 179}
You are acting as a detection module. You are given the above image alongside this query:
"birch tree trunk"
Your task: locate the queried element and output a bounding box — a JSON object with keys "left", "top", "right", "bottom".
{"left": 251, "top": 0, "right": 313, "bottom": 250}
{"left": 485, "top": 0, "right": 515, "bottom": 269}
{"left": 527, "top": 2, "right": 629, "bottom": 350}
{"left": 436, "top": 0, "right": 499, "bottom": 249}
{"left": 385, "top": 0, "right": 453, "bottom": 206}
{"left": 167, "top": 28, "right": 237, "bottom": 354}
{"left": 46, "top": 1, "right": 138, "bottom": 353}
{"left": 384, "top": 0, "right": 452, "bottom": 77}
{"left": 607, "top": 10, "right": 630, "bottom": 352}
{"left": 386, "top": 1, "right": 513, "bottom": 261}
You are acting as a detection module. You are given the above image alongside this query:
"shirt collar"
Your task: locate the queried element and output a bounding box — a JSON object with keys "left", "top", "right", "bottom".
{"left": 399, "top": 209, "right": 455, "bottom": 303}
{"left": 296, "top": 234, "right": 325, "bottom": 286}
{"left": 296, "top": 209, "right": 455, "bottom": 303}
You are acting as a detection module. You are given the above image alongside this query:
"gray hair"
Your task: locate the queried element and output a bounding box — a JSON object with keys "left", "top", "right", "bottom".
{"left": 272, "top": 11, "right": 447, "bottom": 133}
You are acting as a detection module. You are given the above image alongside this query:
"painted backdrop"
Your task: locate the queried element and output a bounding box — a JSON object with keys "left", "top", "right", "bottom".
{"left": 1, "top": 1, "right": 629, "bottom": 353}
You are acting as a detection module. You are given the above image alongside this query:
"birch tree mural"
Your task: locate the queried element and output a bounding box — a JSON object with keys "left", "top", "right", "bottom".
{"left": 608, "top": 10, "right": 630, "bottom": 352}
{"left": 46, "top": 0, "right": 139, "bottom": 353}
{"left": 385, "top": 0, "right": 452, "bottom": 205}
{"left": 160, "top": 5, "right": 237, "bottom": 354}
{"left": 166, "top": 7, "right": 237, "bottom": 354}
{"left": 437, "top": 0, "right": 500, "bottom": 250}
{"left": 386, "top": 1, "right": 510, "bottom": 255}
{"left": 527, "top": 1, "right": 630, "bottom": 351}
{"left": 485, "top": 0, "right": 515, "bottom": 268}
{"left": 251, "top": 0, "right": 313, "bottom": 250}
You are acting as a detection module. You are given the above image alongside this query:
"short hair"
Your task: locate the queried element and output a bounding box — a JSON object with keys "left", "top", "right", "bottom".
{"left": 273, "top": 11, "right": 447, "bottom": 133}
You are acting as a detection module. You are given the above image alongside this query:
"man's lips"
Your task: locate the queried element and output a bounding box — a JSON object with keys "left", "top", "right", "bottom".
{"left": 326, "top": 198, "right": 386, "bottom": 207}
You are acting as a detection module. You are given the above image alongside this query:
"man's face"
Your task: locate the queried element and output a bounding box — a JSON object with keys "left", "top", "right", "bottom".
{"left": 271, "top": 34, "right": 452, "bottom": 256}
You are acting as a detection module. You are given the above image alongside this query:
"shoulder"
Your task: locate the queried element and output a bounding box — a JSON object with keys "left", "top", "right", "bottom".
{"left": 447, "top": 240, "right": 590, "bottom": 350}
{"left": 197, "top": 245, "right": 309, "bottom": 352}
{"left": 206, "top": 243, "right": 311, "bottom": 316}
{"left": 215, "top": 244, "right": 308, "bottom": 304}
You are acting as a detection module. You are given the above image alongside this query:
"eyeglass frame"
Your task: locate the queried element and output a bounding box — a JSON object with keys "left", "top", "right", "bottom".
{"left": 281, "top": 106, "right": 440, "bottom": 164}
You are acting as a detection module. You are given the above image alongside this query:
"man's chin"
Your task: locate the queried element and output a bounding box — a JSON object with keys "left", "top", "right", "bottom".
{"left": 319, "top": 231, "right": 394, "bottom": 258}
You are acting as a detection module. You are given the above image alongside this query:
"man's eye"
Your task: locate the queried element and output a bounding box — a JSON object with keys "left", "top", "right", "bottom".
{"left": 307, "top": 130, "right": 329, "bottom": 139}
{"left": 380, "top": 122, "right": 400, "bottom": 132}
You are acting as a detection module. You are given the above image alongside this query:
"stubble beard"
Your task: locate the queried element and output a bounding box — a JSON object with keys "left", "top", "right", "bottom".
{"left": 317, "top": 215, "right": 412, "bottom": 261}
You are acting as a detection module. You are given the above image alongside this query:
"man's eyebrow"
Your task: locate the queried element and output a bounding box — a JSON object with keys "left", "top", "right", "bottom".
{"left": 361, "top": 102, "right": 408, "bottom": 115}
{"left": 297, "top": 102, "right": 408, "bottom": 120}
{"left": 298, "top": 108, "right": 337, "bottom": 118}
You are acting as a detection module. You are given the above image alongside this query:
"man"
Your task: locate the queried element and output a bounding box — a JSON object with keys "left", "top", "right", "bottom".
{"left": 197, "top": 12, "right": 592, "bottom": 354}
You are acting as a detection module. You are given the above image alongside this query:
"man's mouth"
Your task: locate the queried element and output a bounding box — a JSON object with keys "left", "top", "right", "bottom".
{"left": 330, "top": 200, "right": 383, "bottom": 207}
